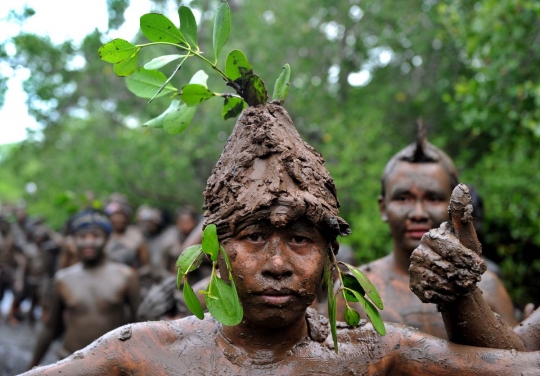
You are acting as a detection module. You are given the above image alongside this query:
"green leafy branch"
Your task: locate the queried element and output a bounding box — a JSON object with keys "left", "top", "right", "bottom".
{"left": 325, "top": 249, "right": 386, "bottom": 353}
{"left": 98, "top": 2, "right": 291, "bottom": 135}
{"left": 175, "top": 224, "right": 243, "bottom": 326}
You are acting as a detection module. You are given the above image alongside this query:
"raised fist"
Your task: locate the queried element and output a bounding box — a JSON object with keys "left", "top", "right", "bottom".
{"left": 409, "top": 184, "right": 487, "bottom": 304}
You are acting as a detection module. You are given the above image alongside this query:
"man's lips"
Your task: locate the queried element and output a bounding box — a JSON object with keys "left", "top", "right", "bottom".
{"left": 256, "top": 288, "right": 296, "bottom": 306}
{"left": 405, "top": 227, "right": 431, "bottom": 239}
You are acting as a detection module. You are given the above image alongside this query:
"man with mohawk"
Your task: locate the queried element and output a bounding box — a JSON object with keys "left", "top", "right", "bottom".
{"left": 23, "top": 104, "right": 540, "bottom": 375}
{"left": 337, "top": 123, "right": 520, "bottom": 343}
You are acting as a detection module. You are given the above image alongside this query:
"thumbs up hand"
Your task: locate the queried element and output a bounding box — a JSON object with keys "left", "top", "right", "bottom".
{"left": 409, "top": 184, "right": 487, "bottom": 303}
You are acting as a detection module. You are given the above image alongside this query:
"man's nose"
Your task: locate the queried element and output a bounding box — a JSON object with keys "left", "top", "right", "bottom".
{"left": 261, "top": 238, "right": 293, "bottom": 280}
{"left": 408, "top": 199, "right": 428, "bottom": 221}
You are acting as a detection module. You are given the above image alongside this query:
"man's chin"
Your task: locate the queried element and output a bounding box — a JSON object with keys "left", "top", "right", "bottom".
{"left": 243, "top": 304, "right": 307, "bottom": 329}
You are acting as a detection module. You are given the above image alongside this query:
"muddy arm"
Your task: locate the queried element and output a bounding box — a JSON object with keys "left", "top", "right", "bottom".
{"left": 409, "top": 184, "right": 525, "bottom": 350}
{"left": 126, "top": 269, "right": 141, "bottom": 322}
{"left": 389, "top": 324, "right": 540, "bottom": 375}
{"left": 28, "top": 280, "right": 65, "bottom": 369}
{"left": 137, "top": 241, "right": 149, "bottom": 266}
{"left": 22, "top": 332, "right": 121, "bottom": 376}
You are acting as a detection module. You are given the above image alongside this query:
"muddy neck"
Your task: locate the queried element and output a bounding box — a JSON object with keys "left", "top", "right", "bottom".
{"left": 392, "top": 247, "right": 413, "bottom": 275}
{"left": 220, "top": 313, "right": 309, "bottom": 359}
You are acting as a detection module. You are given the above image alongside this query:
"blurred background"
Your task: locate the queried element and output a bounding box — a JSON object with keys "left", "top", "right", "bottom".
{"left": 0, "top": 0, "right": 539, "bottom": 309}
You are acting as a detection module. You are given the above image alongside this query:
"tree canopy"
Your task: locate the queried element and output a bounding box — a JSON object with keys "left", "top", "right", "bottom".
{"left": 1, "top": 0, "right": 539, "bottom": 306}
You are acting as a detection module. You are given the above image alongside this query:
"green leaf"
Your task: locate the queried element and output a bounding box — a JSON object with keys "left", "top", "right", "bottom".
{"left": 222, "top": 97, "right": 246, "bottom": 120}
{"left": 144, "top": 54, "right": 186, "bottom": 70}
{"left": 113, "top": 48, "right": 140, "bottom": 77}
{"left": 143, "top": 99, "right": 174, "bottom": 129}
{"left": 98, "top": 38, "right": 138, "bottom": 63}
{"left": 344, "top": 306, "right": 360, "bottom": 327}
{"left": 342, "top": 274, "right": 365, "bottom": 302}
{"left": 179, "top": 5, "right": 198, "bottom": 49}
{"left": 163, "top": 100, "right": 197, "bottom": 135}
{"left": 182, "top": 84, "right": 216, "bottom": 107}
{"left": 244, "top": 74, "right": 268, "bottom": 107}
{"left": 183, "top": 279, "right": 204, "bottom": 319}
{"left": 125, "top": 68, "right": 177, "bottom": 99}
{"left": 272, "top": 63, "right": 291, "bottom": 102}
{"left": 189, "top": 70, "right": 209, "bottom": 86}
{"left": 225, "top": 50, "right": 252, "bottom": 82}
{"left": 328, "top": 283, "right": 338, "bottom": 353}
{"left": 175, "top": 244, "right": 203, "bottom": 277}
{"left": 148, "top": 61, "right": 184, "bottom": 103}
{"left": 140, "top": 13, "right": 187, "bottom": 45}
{"left": 349, "top": 290, "right": 386, "bottom": 336}
{"left": 343, "top": 263, "right": 383, "bottom": 310}
{"left": 220, "top": 245, "right": 232, "bottom": 271}
{"left": 212, "top": 1, "right": 231, "bottom": 62}
{"left": 206, "top": 274, "right": 243, "bottom": 326}
{"left": 202, "top": 224, "right": 219, "bottom": 261}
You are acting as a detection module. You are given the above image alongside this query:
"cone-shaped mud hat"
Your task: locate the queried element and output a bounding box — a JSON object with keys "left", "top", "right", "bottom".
{"left": 203, "top": 103, "right": 350, "bottom": 241}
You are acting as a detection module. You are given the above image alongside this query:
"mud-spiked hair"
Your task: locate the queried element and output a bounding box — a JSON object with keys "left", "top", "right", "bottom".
{"left": 203, "top": 103, "right": 350, "bottom": 241}
{"left": 381, "top": 119, "right": 459, "bottom": 197}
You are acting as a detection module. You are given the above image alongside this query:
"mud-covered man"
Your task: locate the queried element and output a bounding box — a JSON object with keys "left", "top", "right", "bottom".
{"left": 28, "top": 209, "right": 140, "bottom": 369}
{"left": 23, "top": 105, "right": 540, "bottom": 375}
{"left": 337, "top": 129, "right": 519, "bottom": 340}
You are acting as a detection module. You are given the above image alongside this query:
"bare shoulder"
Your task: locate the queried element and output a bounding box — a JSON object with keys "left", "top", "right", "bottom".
{"left": 478, "top": 269, "right": 504, "bottom": 292}
{"left": 22, "top": 316, "right": 218, "bottom": 376}
{"left": 54, "top": 262, "right": 83, "bottom": 282}
{"left": 105, "top": 260, "right": 136, "bottom": 277}
{"left": 359, "top": 254, "right": 392, "bottom": 273}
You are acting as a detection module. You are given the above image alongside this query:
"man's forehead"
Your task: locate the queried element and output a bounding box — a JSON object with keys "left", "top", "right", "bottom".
{"left": 74, "top": 226, "right": 107, "bottom": 236}
{"left": 386, "top": 162, "right": 452, "bottom": 193}
{"left": 235, "top": 217, "right": 316, "bottom": 232}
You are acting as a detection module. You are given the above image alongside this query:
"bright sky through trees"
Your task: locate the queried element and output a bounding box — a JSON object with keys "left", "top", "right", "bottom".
{"left": 0, "top": 0, "right": 152, "bottom": 144}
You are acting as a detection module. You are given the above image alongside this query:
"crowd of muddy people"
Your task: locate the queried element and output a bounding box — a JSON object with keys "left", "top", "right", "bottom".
{"left": 0, "top": 197, "right": 208, "bottom": 373}
{"left": 1, "top": 112, "right": 540, "bottom": 375}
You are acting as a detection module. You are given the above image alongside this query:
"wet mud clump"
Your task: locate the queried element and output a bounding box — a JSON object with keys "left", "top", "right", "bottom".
{"left": 203, "top": 103, "right": 350, "bottom": 240}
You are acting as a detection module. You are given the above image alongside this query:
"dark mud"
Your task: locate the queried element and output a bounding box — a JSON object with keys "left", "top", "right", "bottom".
{"left": 203, "top": 103, "right": 350, "bottom": 240}
{"left": 410, "top": 184, "right": 525, "bottom": 350}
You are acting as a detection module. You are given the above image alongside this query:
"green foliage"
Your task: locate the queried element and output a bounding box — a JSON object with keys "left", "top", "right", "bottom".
{"left": 182, "top": 84, "right": 216, "bottom": 106}
{"left": 126, "top": 68, "right": 177, "bottom": 98}
{"left": 344, "top": 306, "right": 360, "bottom": 327}
{"left": 176, "top": 225, "right": 243, "bottom": 327}
{"left": 212, "top": 2, "right": 231, "bottom": 63}
{"left": 342, "top": 274, "right": 365, "bottom": 302}
{"left": 175, "top": 244, "right": 204, "bottom": 287}
{"left": 201, "top": 224, "right": 219, "bottom": 261}
{"left": 144, "top": 54, "right": 186, "bottom": 70}
{"left": 272, "top": 64, "right": 291, "bottom": 103}
{"left": 178, "top": 6, "right": 198, "bottom": 49}
{"left": 140, "top": 13, "right": 187, "bottom": 45}
{"left": 222, "top": 97, "right": 246, "bottom": 120}
{"left": 225, "top": 50, "right": 252, "bottom": 82}
{"left": 206, "top": 273, "right": 243, "bottom": 326}
{"left": 342, "top": 263, "right": 383, "bottom": 310}
{"left": 183, "top": 280, "right": 205, "bottom": 319}
{"left": 98, "top": 39, "right": 138, "bottom": 63}
{"left": 3, "top": 0, "right": 540, "bottom": 310}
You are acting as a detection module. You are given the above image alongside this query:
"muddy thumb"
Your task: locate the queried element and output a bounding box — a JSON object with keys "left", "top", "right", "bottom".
{"left": 448, "top": 184, "right": 481, "bottom": 255}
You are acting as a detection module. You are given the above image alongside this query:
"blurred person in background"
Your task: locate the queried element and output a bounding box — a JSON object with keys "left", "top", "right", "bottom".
{"left": 104, "top": 194, "right": 149, "bottom": 270}
{"left": 28, "top": 209, "right": 139, "bottom": 369}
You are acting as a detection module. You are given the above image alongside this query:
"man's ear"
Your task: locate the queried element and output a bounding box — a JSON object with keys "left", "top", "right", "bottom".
{"left": 378, "top": 195, "right": 388, "bottom": 222}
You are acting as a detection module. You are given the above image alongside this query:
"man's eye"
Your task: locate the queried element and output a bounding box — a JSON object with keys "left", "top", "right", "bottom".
{"left": 291, "top": 236, "right": 308, "bottom": 244}
{"left": 431, "top": 196, "right": 446, "bottom": 203}
{"left": 246, "top": 233, "right": 264, "bottom": 242}
{"left": 394, "top": 195, "right": 409, "bottom": 202}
